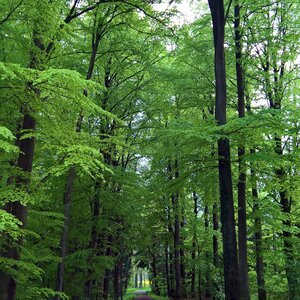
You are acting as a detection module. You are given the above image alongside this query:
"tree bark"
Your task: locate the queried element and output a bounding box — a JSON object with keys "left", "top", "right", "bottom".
{"left": 135, "top": 271, "right": 138, "bottom": 288}
{"left": 191, "top": 192, "right": 198, "bottom": 298}
{"left": 84, "top": 181, "right": 101, "bottom": 299}
{"left": 139, "top": 270, "right": 143, "bottom": 288}
{"left": 167, "top": 204, "right": 175, "bottom": 298}
{"left": 0, "top": 29, "right": 43, "bottom": 300}
{"left": 55, "top": 166, "right": 76, "bottom": 298}
{"left": 119, "top": 260, "right": 123, "bottom": 300}
{"left": 234, "top": 2, "right": 250, "bottom": 299}
{"left": 197, "top": 247, "right": 202, "bottom": 300}
{"left": 250, "top": 153, "right": 266, "bottom": 300}
{"left": 212, "top": 202, "right": 219, "bottom": 300}
{"left": 168, "top": 160, "right": 182, "bottom": 299}
{"left": 276, "top": 164, "right": 297, "bottom": 299}
{"left": 114, "top": 261, "right": 120, "bottom": 300}
{"left": 172, "top": 191, "right": 183, "bottom": 299}
{"left": 204, "top": 206, "right": 211, "bottom": 299}
{"left": 208, "top": 1, "right": 240, "bottom": 299}
{"left": 103, "top": 269, "right": 110, "bottom": 300}
{"left": 151, "top": 253, "right": 158, "bottom": 294}
{"left": 0, "top": 111, "right": 36, "bottom": 299}
{"left": 180, "top": 208, "right": 186, "bottom": 297}
{"left": 165, "top": 246, "right": 171, "bottom": 297}
{"left": 212, "top": 203, "right": 219, "bottom": 268}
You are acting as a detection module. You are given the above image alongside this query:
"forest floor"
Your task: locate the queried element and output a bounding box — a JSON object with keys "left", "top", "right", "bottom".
{"left": 134, "top": 290, "right": 153, "bottom": 300}
{"left": 125, "top": 287, "right": 168, "bottom": 300}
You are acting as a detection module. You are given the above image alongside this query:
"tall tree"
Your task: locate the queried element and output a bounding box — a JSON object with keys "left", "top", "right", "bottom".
{"left": 0, "top": 1, "right": 55, "bottom": 297}
{"left": 250, "top": 148, "right": 266, "bottom": 300}
{"left": 234, "top": 1, "right": 250, "bottom": 299}
{"left": 207, "top": 0, "right": 240, "bottom": 299}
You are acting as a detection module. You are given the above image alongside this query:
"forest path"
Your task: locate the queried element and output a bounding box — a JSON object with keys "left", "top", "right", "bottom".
{"left": 134, "top": 290, "right": 153, "bottom": 300}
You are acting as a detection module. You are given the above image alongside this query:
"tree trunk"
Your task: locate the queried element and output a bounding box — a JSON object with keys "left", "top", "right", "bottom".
{"left": 277, "top": 169, "right": 297, "bottom": 299}
{"left": 102, "top": 232, "right": 114, "bottom": 300}
{"left": 208, "top": 1, "right": 240, "bottom": 299}
{"left": 169, "top": 249, "right": 175, "bottom": 297}
{"left": 151, "top": 253, "right": 158, "bottom": 294}
{"left": 180, "top": 219, "right": 186, "bottom": 297}
{"left": 274, "top": 135, "right": 296, "bottom": 299}
{"left": 204, "top": 206, "right": 211, "bottom": 299}
{"left": 234, "top": 2, "right": 250, "bottom": 299}
{"left": 139, "top": 270, "right": 143, "bottom": 288}
{"left": 197, "top": 248, "right": 202, "bottom": 300}
{"left": 55, "top": 166, "right": 76, "bottom": 298}
{"left": 190, "top": 246, "right": 196, "bottom": 298}
{"left": 168, "top": 159, "right": 182, "bottom": 299}
{"left": 250, "top": 154, "right": 266, "bottom": 300}
{"left": 212, "top": 202, "right": 219, "bottom": 300}
{"left": 135, "top": 272, "right": 138, "bottom": 288}
{"left": 103, "top": 269, "right": 110, "bottom": 300}
{"left": 212, "top": 203, "right": 219, "bottom": 269}
{"left": 0, "top": 112, "right": 36, "bottom": 299}
{"left": 167, "top": 204, "right": 175, "bottom": 298}
{"left": 165, "top": 246, "right": 171, "bottom": 297}
{"left": 119, "top": 260, "right": 123, "bottom": 300}
{"left": 111, "top": 247, "right": 123, "bottom": 300}
{"left": 114, "top": 261, "right": 120, "bottom": 300}
{"left": 191, "top": 192, "right": 198, "bottom": 298}
{"left": 84, "top": 181, "right": 101, "bottom": 299}
{"left": 0, "top": 29, "right": 43, "bottom": 299}
{"left": 172, "top": 192, "right": 183, "bottom": 299}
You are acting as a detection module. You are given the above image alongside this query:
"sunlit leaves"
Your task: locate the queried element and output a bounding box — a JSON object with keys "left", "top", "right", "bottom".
{"left": 0, "top": 209, "right": 22, "bottom": 241}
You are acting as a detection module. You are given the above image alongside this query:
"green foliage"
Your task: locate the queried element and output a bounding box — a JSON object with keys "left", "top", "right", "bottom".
{"left": 0, "top": 257, "right": 43, "bottom": 283}
{"left": 0, "top": 209, "right": 22, "bottom": 242}
{"left": 0, "top": 0, "right": 299, "bottom": 299}
{"left": 0, "top": 126, "right": 18, "bottom": 177}
{"left": 17, "top": 287, "right": 68, "bottom": 300}
{"left": 148, "top": 292, "right": 169, "bottom": 300}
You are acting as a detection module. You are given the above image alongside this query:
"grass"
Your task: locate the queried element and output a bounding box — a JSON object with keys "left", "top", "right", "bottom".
{"left": 147, "top": 293, "right": 169, "bottom": 300}
{"left": 124, "top": 287, "right": 169, "bottom": 300}
{"left": 127, "top": 287, "right": 151, "bottom": 292}
{"left": 124, "top": 287, "right": 152, "bottom": 300}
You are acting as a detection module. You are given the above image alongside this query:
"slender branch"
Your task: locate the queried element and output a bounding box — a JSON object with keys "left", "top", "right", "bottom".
{"left": 0, "top": 0, "right": 24, "bottom": 25}
{"left": 121, "top": 0, "right": 167, "bottom": 26}
{"left": 224, "top": 0, "right": 233, "bottom": 23}
{"left": 64, "top": 0, "right": 112, "bottom": 23}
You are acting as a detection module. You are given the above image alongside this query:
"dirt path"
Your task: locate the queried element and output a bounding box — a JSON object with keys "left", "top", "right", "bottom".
{"left": 134, "top": 290, "right": 153, "bottom": 300}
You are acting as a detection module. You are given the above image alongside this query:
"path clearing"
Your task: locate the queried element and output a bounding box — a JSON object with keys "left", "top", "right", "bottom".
{"left": 134, "top": 290, "right": 153, "bottom": 300}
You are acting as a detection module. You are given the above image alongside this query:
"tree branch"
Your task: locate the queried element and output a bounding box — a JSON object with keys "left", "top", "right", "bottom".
{"left": 0, "top": 0, "right": 24, "bottom": 25}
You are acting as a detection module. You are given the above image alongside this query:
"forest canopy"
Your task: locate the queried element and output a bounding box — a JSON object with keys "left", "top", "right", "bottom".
{"left": 0, "top": 0, "right": 299, "bottom": 299}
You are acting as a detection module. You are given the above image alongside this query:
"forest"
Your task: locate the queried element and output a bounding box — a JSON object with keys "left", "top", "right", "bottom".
{"left": 0, "top": 0, "right": 299, "bottom": 299}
